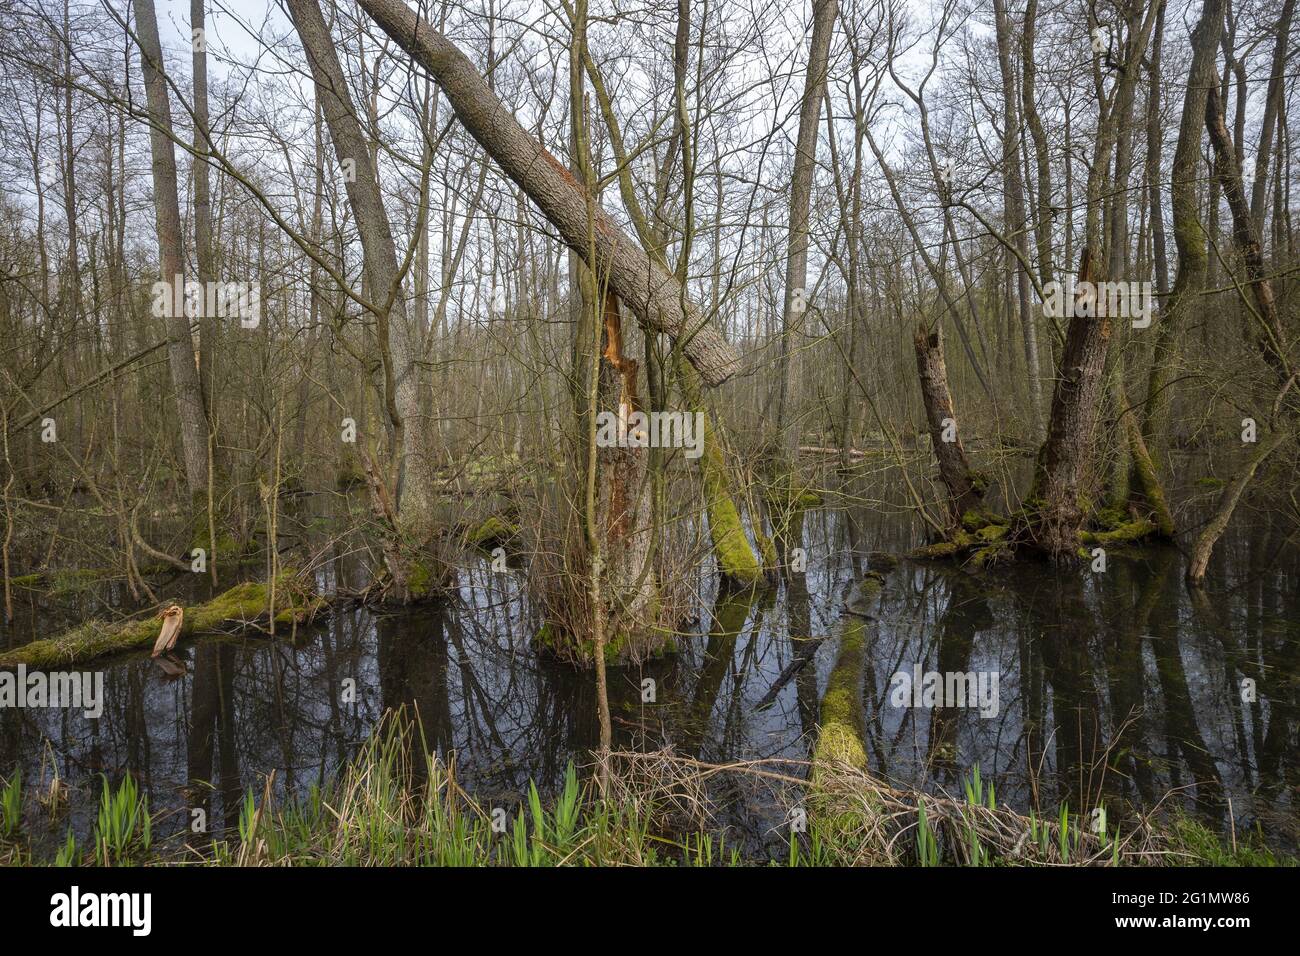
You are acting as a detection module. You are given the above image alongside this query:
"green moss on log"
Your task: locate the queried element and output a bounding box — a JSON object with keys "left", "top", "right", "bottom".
{"left": 1128, "top": 430, "right": 1176, "bottom": 537}
{"left": 811, "top": 572, "right": 884, "bottom": 783}
{"left": 467, "top": 515, "right": 520, "bottom": 548}
{"left": 812, "top": 618, "right": 868, "bottom": 776}
{"left": 911, "top": 540, "right": 961, "bottom": 560}
{"left": 1080, "top": 518, "right": 1157, "bottom": 547}
{"left": 0, "top": 574, "right": 323, "bottom": 669}
{"left": 700, "top": 417, "right": 763, "bottom": 586}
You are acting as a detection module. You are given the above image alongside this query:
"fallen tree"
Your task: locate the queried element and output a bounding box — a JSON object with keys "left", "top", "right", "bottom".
{"left": 355, "top": 0, "right": 740, "bottom": 388}
{"left": 0, "top": 573, "right": 324, "bottom": 669}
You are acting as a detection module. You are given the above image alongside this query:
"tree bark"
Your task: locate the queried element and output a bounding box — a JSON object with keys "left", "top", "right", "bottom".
{"left": 1036, "top": 248, "right": 1112, "bottom": 560}
{"left": 914, "top": 326, "right": 984, "bottom": 529}
{"left": 131, "top": 0, "right": 210, "bottom": 507}
{"left": 286, "top": 0, "right": 443, "bottom": 593}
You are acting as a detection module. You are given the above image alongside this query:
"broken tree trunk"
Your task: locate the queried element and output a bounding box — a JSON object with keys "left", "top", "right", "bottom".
{"left": 914, "top": 326, "right": 985, "bottom": 529}
{"left": 355, "top": 0, "right": 739, "bottom": 387}
{"left": 595, "top": 289, "right": 658, "bottom": 647}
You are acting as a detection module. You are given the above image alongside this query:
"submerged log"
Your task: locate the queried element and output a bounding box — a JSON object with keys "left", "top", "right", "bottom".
{"left": 810, "top": 573, "right": 884, "bottom": 781}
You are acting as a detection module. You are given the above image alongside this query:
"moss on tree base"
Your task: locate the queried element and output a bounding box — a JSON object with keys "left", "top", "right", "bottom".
{"left": 533, "top": 621, "right": 677, "bottom": 668}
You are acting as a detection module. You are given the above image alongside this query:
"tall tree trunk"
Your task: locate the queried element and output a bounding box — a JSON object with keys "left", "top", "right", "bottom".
{"left": 1021, "top": 0, "right": 1053, "bottom": 291}
{"left": 131, "top": 0, "right": 210, "bottom": 513}
{"left": 1145, "top": 0, "right": 1170, "bottom": 297}
{"left": 192, "top": 0, "right": 215, "bottom": 409}
{"left": 1250, "top": 0, "right": 1296, "bottom": 230}
{"left": 286, "top": 0, "right": 444, "bottom": 597}
{"left": 993, "top": 0, "right": 1043, "bottom": 435}
{"left": 1035, "top": 248, "right": 1112, "bottom": 559}
{"left": 775, "top": 0, "right": 837, "bottom": 477}
{"left": 1142, "top": 0, "right": 1225, "bottom": 452}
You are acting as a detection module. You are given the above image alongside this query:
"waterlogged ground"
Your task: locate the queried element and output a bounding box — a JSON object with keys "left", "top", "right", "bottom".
{"left": 2, "top": 459, "right": 1298, "bottom": 857}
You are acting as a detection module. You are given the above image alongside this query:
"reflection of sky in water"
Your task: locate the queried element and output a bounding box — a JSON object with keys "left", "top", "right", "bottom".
{"left": 1, "top": 493, "right": 1296, "bottom": 856}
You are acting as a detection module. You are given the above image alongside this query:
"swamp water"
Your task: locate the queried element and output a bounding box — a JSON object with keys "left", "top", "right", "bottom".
{"left": 2, "top": 463, "right": 1297, "bottom": 857}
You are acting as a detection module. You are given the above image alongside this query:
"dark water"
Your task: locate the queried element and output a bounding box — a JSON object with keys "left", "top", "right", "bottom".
{"left": 2, "top": 463, "right": 1298, "bottom": 856}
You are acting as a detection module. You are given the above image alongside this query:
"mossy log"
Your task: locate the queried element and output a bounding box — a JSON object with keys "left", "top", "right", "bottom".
{"left": 465, "top": 515, "right": 521, "bottom": 549}
{"left": 701, "top": 413, "right": 764, "bottom": 587}
{"left": 810, "top": 573, "right": 884, "bottom": 782}
{"left": 909, "top": 517, "right": 1013, "bottom": 568}
{"left": 1124, "top": 410, "right": 1176, "bottom": 537}
{"left": 677, "top": 356, "right": 765, "bottom": 587}
{"left": 0, "top": 574, "right": 325, "bottom": 669}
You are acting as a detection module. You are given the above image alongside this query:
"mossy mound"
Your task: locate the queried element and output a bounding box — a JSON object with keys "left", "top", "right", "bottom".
{"left": 909, "top": 522, "right": 1011, "bottom": 568}
{"left": 1079, "top": 518, "right": 1157, "bottom": 548}
{"left": 533, "top": 621, "right": 677, "bottom": 668}
{"left": 466, "top": 515, "right": 520, "bottom": 549}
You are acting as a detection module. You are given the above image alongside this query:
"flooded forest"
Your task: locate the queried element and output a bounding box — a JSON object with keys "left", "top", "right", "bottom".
{"left": 0, "top": 0, "right": 1297, "bottom": 870}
